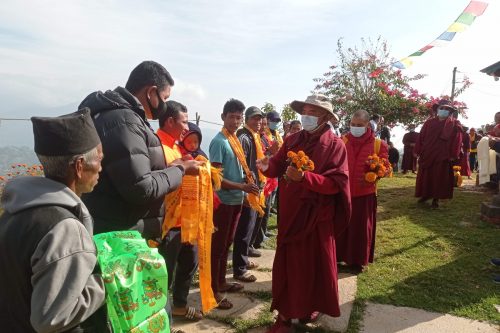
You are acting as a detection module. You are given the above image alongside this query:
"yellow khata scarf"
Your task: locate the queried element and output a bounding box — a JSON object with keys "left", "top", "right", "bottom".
{"left": 221, "top": 127, "right": 265, "bottom": 216}
{"left": 179, "top": 155, "right": 217, "bottom": 313}
{"left": 244, "top": 125, "right": 267, "bottom": 184}
{"left": 265, "top": 128, "right": 283, "bottom": 147}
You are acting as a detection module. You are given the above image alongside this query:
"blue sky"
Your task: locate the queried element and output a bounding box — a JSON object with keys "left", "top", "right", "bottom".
{"left": 0, "top": 0, "right": 499, "bottom": 148}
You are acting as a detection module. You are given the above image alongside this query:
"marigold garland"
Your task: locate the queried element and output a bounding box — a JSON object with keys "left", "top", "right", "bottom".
{"left": 365, "top": 154, "right": 392, "bottom": 183}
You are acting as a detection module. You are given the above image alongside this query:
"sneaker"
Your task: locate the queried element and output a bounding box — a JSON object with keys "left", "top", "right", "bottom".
{"left": 491, "top": 258, "right": 500, "bottom": 267}
{"left": 265, "top": 231, "right": 276, "bottom": 237}
{"left": 248, "top": 247, "right": 262, "bottom": 258}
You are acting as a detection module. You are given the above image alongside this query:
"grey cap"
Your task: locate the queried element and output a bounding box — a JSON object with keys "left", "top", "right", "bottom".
{"left": 245, "top": 106, "right": 264, "bottom": 119}
{"left": 266, "top": 111, "right": 281, "bottom": 122}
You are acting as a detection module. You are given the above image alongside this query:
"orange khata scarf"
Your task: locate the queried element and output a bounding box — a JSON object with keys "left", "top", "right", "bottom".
{"left": 266, "top": 128, "right": 283, "bottom": 146}
{"left": 178, "top": 155, "right": 217, "bottom": 313}
{"left": 221, "top": 127, "right": 265, "bottom": 216}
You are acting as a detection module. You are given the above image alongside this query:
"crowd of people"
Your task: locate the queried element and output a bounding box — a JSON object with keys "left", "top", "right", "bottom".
{"left": 0, "top": 60, "right": 497, "bottom": 333}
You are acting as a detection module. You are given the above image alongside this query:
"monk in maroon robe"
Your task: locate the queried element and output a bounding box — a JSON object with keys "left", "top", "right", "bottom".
{"left": 257, "top": 94, "right": 351, "bottom": 333}
{"left": 457, "top": 126, "right": 471, "bottom": 178}
{"left": 402, "top": 128, "right": 419, "bottom": 173}
{"left": 415, "top": 99, "right": 462, "bottom": 208}
{"left": 336, "top": 110, "right": 388, "bottom": 272}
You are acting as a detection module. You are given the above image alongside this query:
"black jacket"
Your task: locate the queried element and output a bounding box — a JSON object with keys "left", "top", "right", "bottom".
{"left": 79, "top": 87, "right": 183, "bottom": 238}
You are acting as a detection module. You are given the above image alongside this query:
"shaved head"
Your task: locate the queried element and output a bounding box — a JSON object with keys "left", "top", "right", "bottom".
{"left": 352, "top": 110, "right": 370, "bottom": 122}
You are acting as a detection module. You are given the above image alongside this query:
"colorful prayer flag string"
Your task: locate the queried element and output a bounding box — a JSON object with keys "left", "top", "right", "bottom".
{"left": 393, "top": 1, "right": 489, "bottom": 69}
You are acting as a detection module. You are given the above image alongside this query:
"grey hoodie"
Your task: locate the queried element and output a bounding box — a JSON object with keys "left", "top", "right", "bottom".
{"left": 1, "top": 176, "right": 105, "bottom": 333}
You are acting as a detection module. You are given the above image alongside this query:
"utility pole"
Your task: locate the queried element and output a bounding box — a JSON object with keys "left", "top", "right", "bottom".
{"left": 450, "top": 67, "right": 457, "bottom": 101}
{"left": 195, "top": 112, "right": 200, "bottom": 126}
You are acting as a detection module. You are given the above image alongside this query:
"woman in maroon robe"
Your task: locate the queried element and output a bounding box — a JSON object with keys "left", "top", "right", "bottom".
{"left": 402, "top": 129, "right": 419, "bottom": 173}
{"left": 257, "top": 94, "right": 351, "bottom": 333}
{"left": 415, "top": 100, "right": 462, "bottom": 208}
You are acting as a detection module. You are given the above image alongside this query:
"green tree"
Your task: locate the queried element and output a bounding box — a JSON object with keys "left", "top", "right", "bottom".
{"left": 261, "top": 102, "right": 276, "bottom": 114}
{"left": 280, "top": 104, "right": 297, "bottom": 122}
{"left": 313, "top": 37, "right": 469, "bottom": 127}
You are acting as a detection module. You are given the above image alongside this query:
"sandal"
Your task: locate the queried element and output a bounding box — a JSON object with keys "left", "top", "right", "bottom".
{"left": 219, "top": 282, "right": 244, "bottom": 293}
{"left": 172, "top": 306, "right": 203, "bottom": 321}
{"left": 299, "top": 311, "right": 321, "bottom": 324}
{"left": 233, "top": 272, "right": 257, "bottom": 282}
{"left": 267, "top": 317, "right": 293, "bottom": 333}
{"left": 246, "top": 261, "right": 260, "bottom": 270}
{"left": 216, "top": 297, "right": 233, "bottom": 310}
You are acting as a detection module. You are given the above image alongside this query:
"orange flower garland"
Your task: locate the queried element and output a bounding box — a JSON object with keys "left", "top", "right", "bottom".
{"left": 286, "top": 150, "right": 315, "bottom": 173}
{"left": 365, "top": 154, "right": 392, "bottom": 183}
{"left": 453, "top": 165, "right": 463, "bottom": 187}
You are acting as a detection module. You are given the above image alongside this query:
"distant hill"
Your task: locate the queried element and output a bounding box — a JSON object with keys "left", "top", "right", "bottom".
{"left": 0, "top": 146, "right": 39, "bottom": 175}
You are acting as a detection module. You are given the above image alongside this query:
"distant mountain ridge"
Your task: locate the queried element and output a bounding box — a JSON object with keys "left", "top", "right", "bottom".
{"left": 0, "top": 146, "right": 39, "bottom": 175}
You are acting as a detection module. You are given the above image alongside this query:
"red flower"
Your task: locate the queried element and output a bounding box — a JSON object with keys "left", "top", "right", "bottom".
{"left": 369, "top": 68, "right": 384, "bottom": 78}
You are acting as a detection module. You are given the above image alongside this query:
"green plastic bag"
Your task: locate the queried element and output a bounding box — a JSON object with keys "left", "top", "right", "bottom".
{"left": 94, "top": 231, "right": 170, "bottom": 333}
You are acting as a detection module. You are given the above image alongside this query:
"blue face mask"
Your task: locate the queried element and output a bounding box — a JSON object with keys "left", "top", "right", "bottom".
{"left": 350, "top": 126, "right": 367, "bottom": 137}
{"left": 268, "top": 121, "right": 279, "bottom": 130}
{"left": 301, "top": 115, "right": 319, "bottom": 132}
{"left": 437, "top": 108, "right": 449, "bottom": 118}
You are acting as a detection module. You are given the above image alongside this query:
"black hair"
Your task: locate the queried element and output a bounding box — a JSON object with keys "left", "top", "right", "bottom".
{"left": 371, "top": 114, "right": 380, "bottom": 121}
{"left": 222, "top": 98, "right": 245, "bottom": 116}
{"left": 159, "top": 100, "right": 187, "bottom": 128}
{"left": 290, "top": 120, "right": 301, "bottom": 126}
{"left": 125, "top": 61, "right": 174, "bottom": 94}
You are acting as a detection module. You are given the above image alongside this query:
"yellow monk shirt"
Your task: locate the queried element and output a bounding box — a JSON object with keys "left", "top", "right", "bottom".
{"left": 157, "top": 129, "right": 183, "bottom": 231}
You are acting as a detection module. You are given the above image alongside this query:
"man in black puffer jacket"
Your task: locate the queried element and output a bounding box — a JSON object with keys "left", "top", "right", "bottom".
{"left": 79, "top": 61, "right": 199, "bottom": 242}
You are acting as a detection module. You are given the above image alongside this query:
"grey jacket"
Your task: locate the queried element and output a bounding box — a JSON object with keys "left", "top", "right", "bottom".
{"left": 0, "top": 177, "right": 105, "bottom": 333}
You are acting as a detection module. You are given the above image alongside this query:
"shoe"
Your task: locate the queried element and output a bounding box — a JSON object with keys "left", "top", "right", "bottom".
{"left": 248, "top": 247, "right": 262, "bottom": 257}
{"left": 417, "top": 197, "right": 429, "bottom": 204}
{"left": 491, "top": 258, "right": 500, "bottom": 266}
{"left": 494, "top": 275, "right": 500, "bottom": 284}
{"left": 431, "top": 199, "right": 439, "bottom": 209}
{"left": 265, "top": 231, "right": 276, "bottom": 237}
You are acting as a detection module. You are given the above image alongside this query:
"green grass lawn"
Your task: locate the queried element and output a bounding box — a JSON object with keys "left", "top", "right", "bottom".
{"left": 265, "top": 173, "right": 500, "bottom": 327}
{"left": 360, "top": 173, "right": 500, "bottom": 323}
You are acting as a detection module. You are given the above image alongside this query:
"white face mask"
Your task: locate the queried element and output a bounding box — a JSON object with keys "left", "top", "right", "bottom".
{"left": 301, "top": 115, "right": 319, "bottom": 132}
{"left": 437, "top": 108, "right": 449, "bottom": 119}
{"left": 350, "top": 126, "right": 366, "bottom": 137}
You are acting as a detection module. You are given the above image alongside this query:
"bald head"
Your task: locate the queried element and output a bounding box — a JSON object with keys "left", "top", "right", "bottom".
{"left": 350, "top": 110, "right": 370, "bottom": 127}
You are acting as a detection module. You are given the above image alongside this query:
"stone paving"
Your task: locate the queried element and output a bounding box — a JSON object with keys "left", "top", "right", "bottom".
{"left": 170, "top": 248, "right": 499, "bottom": 333}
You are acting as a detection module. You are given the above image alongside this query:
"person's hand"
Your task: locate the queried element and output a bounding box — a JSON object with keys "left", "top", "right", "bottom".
{"left": 171, "top": 158, "right": 203, "bottom": 176}
{"left": 256, "top": 157, "right": 270, "bottom": 172}
{"left": 286, "top": 166, "right": 304, "bottom": 182}
{"left": 182, "top": 154, "right": 194, "bottom": 161}
{"left": 242, "top": 182, "right": 259, "bottom": 195}
{"left": 268, "top": 142, "right": 280, "bottom": 155}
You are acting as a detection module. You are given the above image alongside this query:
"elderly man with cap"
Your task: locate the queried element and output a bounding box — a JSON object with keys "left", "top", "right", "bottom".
{"left": 257, "top": 94, "right": 351, "bottom": 332}
{"left": 0, "top": 109, "right": 108, "bottom": 332}
{"left": 415, "top": 99, "right": 463, "bottom": 208}
{"left": 232, "top": 106, "right": 266, "bottom": 283}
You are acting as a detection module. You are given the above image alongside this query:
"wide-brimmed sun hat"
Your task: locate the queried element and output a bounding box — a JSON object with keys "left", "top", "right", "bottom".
{"left": 290, "top": 94, "right": 339, "bottom": 122}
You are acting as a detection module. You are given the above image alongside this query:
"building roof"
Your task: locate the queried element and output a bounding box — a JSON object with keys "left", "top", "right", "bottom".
{"left": 480, "top": 61, "right": 500, "bottom": 78}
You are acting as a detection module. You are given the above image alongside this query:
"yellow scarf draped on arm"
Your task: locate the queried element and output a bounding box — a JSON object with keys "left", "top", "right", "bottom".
{"left": 265, "top": 128, "right": 283, "bottom": 147}
{"left": 179, "top": 155, "right": 217, "bottom": 313}
{"left": 221, "top": 127, "right": 265, "bottom": 216}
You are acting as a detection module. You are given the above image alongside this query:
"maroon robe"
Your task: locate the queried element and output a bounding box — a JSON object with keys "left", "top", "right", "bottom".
{"left": 402, "top": 131, "right": 419, "bottom": 172}
{"left": 458, "top": 132, "right": 471, "bottom": 177}
{"left": 262, "top": 125, "right": 351, "bottom": 319}
{"left": 415, "top": 117, "right": 462, "bottom": 199}
{"left": 336, "top": 130, "right": 388, "bottom": 267}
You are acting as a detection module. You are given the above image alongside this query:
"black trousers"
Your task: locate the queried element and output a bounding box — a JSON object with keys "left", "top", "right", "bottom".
{"left": 233, "top": 206, "right": 257, "bottom": 276}
{"left": 159, "top": 228, "right": 198, "bottom": 309}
